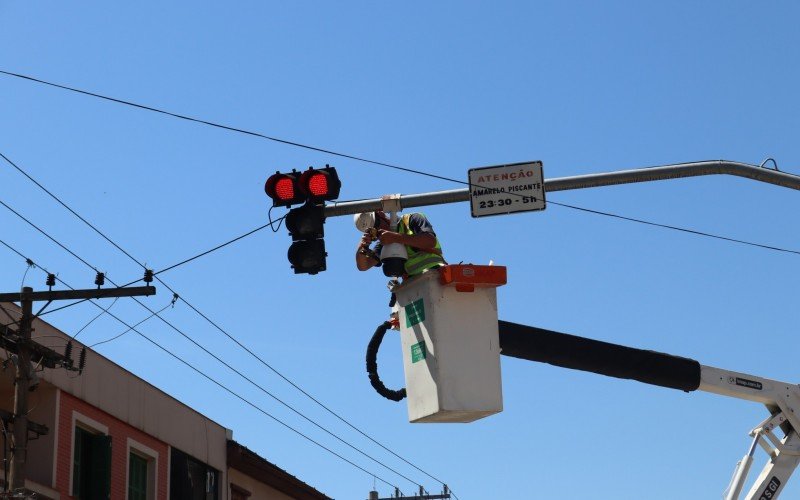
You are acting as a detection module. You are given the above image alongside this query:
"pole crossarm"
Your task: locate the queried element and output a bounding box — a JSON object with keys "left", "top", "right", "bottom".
{"left": 0, "top": 409, "right": 47, "bottom": 437}
{"left": 324, "top": 160, "right": 800, "bottom": 217}
{"left": 1, "top": 327, "right": 70, "bottom": 369}
{"left": 0, "top": 285, "right": 156, "bottom": 303}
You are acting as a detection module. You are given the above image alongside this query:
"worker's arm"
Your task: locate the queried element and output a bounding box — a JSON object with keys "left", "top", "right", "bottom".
{"left": 380, "top": 213, "right": 438, "bottom": 251}
{"left": 356, "top": 233, "right": 380, "bottom": 271}
{"left": 377, "top": 231, "right": 436, "bottom": 250}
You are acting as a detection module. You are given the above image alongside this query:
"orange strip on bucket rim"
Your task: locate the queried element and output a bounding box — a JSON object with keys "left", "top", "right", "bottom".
{"left": 439, "top": 264, "right": 507, "bottom": 289}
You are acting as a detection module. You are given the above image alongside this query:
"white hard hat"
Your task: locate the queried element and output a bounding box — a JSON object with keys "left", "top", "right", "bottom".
{"left": 354, "top": 212, "right": 376, "bottom": 232}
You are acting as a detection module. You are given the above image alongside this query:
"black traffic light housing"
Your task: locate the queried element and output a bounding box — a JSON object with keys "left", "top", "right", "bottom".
{"left": 264, "top": 165, "right": 340, "bottom": 275}
{"left": 286, "top": 203, "right": 325, "bottom": 240}
{"left": 265, "top": 165, "right": 341, "bottom": 208}
{"left": 287, "top": 238, "right": 327, "bottom": 275}
{"left": 286, "top": 203, "right": 326, "bottom": 274}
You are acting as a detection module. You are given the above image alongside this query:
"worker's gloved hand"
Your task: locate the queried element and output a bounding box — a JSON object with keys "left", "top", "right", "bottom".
{"left": 360, "top": 232, "right": 374, "bottom": 248}
{"left": 377, "top": 230, "right": 402, "bottom": 245}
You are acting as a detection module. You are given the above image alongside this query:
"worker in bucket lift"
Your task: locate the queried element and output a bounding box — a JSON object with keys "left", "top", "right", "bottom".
{"left": 354, "top": 210, "right": 445, "bottom": 278}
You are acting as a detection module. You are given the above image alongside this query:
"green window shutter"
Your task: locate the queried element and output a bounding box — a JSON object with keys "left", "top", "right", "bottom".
{"left": 88, "top": 434, "right": 112, "bottom": 499}
{"left": 72, "top": 428, "right": 85, "bottom": 496}
{"left": 129, "top": 453, "right": 148, "bottom": 500}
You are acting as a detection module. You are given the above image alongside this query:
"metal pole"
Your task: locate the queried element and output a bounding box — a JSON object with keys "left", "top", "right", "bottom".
{"left": 324, "top": 160, "right": 800, "bottom": 217}
{"left": 724, "top": 434, "right": 760, "bottom": 500}
{"left": 8, "top": 287, "right": 32, "bottom": 491}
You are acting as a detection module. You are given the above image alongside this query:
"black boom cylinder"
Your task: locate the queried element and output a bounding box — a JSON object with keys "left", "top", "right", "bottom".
{"left": 498, "top": 320, "right": 701, "bottom": 392}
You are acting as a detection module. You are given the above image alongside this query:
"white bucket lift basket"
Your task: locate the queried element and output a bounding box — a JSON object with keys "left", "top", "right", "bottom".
{"left": 394, "top": 265, "right": 506, "bottom": 423}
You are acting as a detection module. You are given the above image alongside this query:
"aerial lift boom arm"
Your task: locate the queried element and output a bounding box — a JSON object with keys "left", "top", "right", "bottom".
{"left": 498, "top": 321, "right": 800, "bottom": 499}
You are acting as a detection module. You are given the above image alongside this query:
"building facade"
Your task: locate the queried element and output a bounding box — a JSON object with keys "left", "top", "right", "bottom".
{"left": 0, "top": 303, "right": 329, "bottom": 499}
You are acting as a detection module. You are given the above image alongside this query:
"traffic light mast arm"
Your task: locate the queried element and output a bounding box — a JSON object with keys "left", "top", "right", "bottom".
{"left": 324, "top": 160, "right": 800, "bottom": 217}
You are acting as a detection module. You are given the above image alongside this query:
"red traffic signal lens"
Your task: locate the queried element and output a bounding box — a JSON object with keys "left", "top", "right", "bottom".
{"left": 265, "top": 172, "right": 303, "bottom": 207}
{"left": 299, "top": 166, "right": 341, "bottom": 202}
{"left": 306, "top": 172, "right": 329, "bottom": 197}
{"left": 273, "top": 177, "right": 295, "bottom": 200}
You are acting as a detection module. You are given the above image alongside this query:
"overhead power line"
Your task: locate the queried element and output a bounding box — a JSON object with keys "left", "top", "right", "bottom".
{"left": 90, "top": 296, "right": 175, "bottom": 348}
{"left": 1, "top": 70, "right": 796, "bottom": 265}
{"left": 547, "top": 200, "right": 800, "bottom": 256}
{"left": 0, "top": 238, "right": 406, "bottom": 492}
{"left": 0, "top": 203, "right": 429, "bottom": 490}
{"left": 152, "top": 218, "right": 284, "bottom": 278}
{"left": 0, "top": 149, "right": 454, "bottom": 491}
{"left": 0, "top": 70, "right": 456, "bottom": 184}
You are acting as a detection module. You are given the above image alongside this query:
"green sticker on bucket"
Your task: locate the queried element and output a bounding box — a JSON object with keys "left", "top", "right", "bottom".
{"left": 411, "top": 341, "right": 427, "bottom": 363}
{"left": 404, "top": 298, "right": 425, "bottom": 327}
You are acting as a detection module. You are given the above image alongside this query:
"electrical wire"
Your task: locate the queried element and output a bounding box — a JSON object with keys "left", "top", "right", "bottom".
{"left": 0, "top": 209, "right": 429, "bottom": 490}
{"left": 10, "top": 71, "right": 799, "bottom": 497}
{"left": 174, "top": 292, "right": 456, "bottom": 494}
{"left": 1, "top": 70, "right": 797, "bottom": 266}
{"left": 0, "top": 239, "right": 406, "bottom": 492}
{"left": 547, "top": 200, "right": 800, "bottom": 256}
{"left": 70, "top": 297, "right": 118, "bottom": 341}
{"left": 90, "top": 296, "right": 174, "bottom": 348}
{"left": 0, "top": 198, "right": 99, "bottom": 273}
{"left": 0, "top": 154, "right": 784, "bottom": 500}
{"left": 139, "top": 292, "right": 425, "bottom": 488}
{"left": 267, "top": 205, "right": 285, "bottom": 233}
{"left": 0, "top": 70, "right": 458, "bottom": 184}
{"left": 152, "top": 220, "right": 281, "bottom": 278}
{"left": 20, "top": 260, "right": 34, "bottom": 292}
{"left": 114, "top": 194, "right": 800, "bottom": 294}
{"left": 0, "top": 151, "right": 453, "bottom": 490}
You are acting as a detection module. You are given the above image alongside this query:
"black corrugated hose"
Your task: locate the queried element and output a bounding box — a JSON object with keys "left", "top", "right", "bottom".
{"left": 366, "top": 321, "right": 406, "bottom": 402}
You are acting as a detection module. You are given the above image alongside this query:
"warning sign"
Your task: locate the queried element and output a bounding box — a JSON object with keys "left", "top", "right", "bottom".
{"left": 404, "top": 299, "right": 425, "bottom": 327}
{"left": 411, "top": 341, "right": 427, "bottom": 363}
{"left": 468, "top": 161, "right": 545, "bottom": 218}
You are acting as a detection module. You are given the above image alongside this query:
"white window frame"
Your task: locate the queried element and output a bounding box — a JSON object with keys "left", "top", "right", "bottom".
{"left": 126, "top": 438, "right": 159, "bottom": 500}
{"left": 69, "top": 411, "right": 109, "bottom": 496}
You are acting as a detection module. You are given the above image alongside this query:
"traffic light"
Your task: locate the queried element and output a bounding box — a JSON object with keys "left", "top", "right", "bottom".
{"left": 298, "top": 166, "right": 341, "bottom": 203}
{"left": 286, "top": 203, "right": 326, "bottom": 274}
{"left": 265, "top": 170, "right": 304, "bottom": 208}
{"left": 286, "top": 203, "right": 324, "bottom": 240}
{"left": 264, "top": 165, "right": 341, "bottom": 275}
{"left": 264, "top": 166, "right": 341, "bottom": 208}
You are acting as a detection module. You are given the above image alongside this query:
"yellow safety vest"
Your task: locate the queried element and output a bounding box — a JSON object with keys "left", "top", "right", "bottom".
{"left": 397, "top": 213, "right": 445, "bottom": 276}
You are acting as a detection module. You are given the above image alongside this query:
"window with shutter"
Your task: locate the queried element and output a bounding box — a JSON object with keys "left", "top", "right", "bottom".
{"left": 72, "top": 426, "right": 111, "bottom": 499}
{"left": 128, "top": 452, "right": 148, "bottom": 500}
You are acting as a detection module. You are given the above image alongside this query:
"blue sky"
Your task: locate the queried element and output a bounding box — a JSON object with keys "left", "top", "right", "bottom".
{"left": 2, "top": 1, "right": 800, "bottom": 498}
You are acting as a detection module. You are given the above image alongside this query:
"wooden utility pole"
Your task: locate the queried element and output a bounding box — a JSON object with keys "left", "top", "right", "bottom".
{"left": 8, "top": 289, "right": 33, "bottom": 492}
{"left": 0, "top": 284, "right": 155, "bottom": 493}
